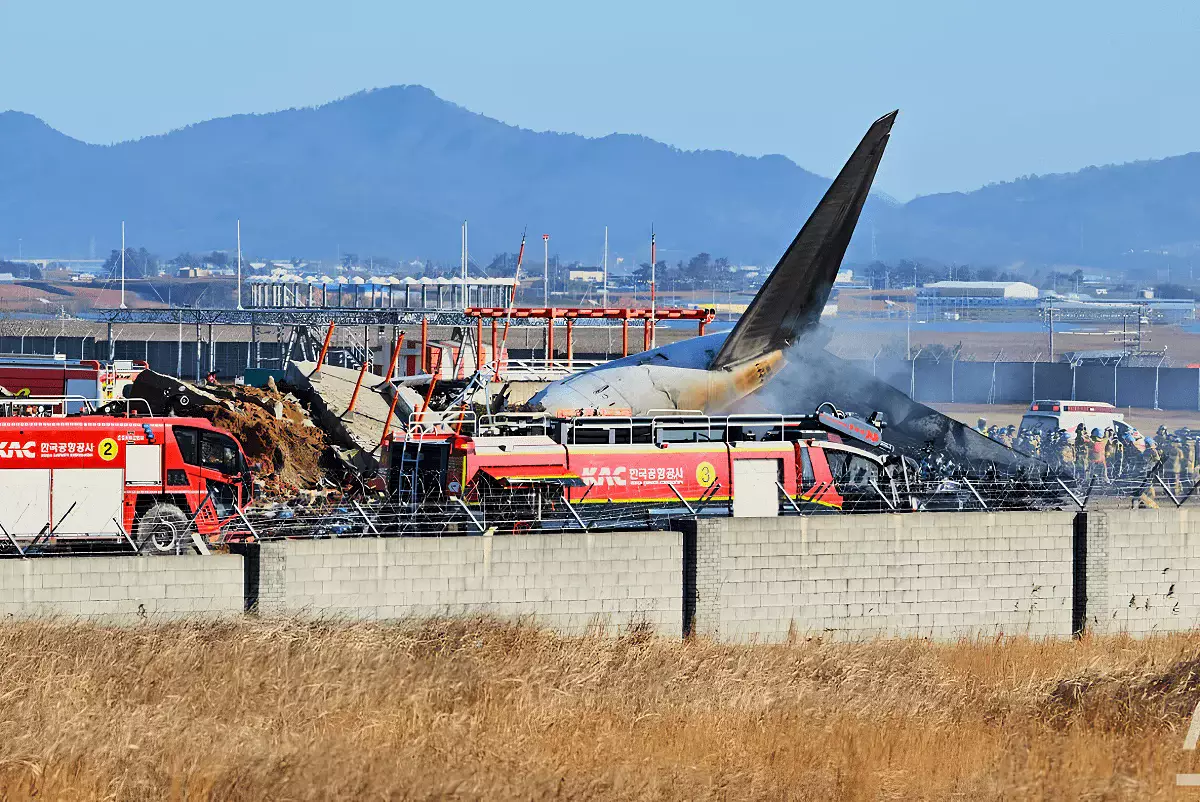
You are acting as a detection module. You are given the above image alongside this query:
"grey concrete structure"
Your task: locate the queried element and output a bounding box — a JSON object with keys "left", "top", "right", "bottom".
{"left": 690, "top": 513, "right": 1077, "bottom": 642}
{"left": 0, "top": 554, "right": 243, "bottom": 622}
{"left": 257, "top": 532, "right": 683, "bottom": 636}
{"left": 1084, "top": 508, "right": 1200, "bottom": 635}
{"left": 0, "top": 508, "right": 1195, "bottom": 641}
{"left": 285, "top": 360, "right": 398, "bottom": 467}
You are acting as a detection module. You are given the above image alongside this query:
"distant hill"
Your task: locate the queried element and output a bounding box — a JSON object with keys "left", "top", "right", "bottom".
{"left": 0, "top": 86, "right": 849, "bottom": 265}
{"left": 3, "top": 86, "right": 1200, "bottom": 273}
{"left": 875, "top": 155, "right": 1200, "bottom": 270}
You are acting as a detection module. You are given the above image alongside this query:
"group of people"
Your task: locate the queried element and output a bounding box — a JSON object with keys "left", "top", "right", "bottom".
{"left": 976, "top": 419, "right": 1200, "bottom": 505}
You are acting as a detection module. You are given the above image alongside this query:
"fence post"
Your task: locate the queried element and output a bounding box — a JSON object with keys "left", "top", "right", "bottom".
{"left": 1113, "top": 357, "right": 1120, "bottom": 406}
{"left": 909, "top": 348, "right": 923, "bottom": 400}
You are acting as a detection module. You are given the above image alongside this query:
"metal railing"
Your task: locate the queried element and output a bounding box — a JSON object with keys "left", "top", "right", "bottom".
{"left": 0, "top": 395, "right": 155, "bottom": 417}
{"left": 494, "top": 358, "right": 607, "bottom": 381}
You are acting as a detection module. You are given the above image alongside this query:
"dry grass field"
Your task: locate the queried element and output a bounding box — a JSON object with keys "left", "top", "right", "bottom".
{"left": 3, "top": 618, "right": 1200, "bottom": 800}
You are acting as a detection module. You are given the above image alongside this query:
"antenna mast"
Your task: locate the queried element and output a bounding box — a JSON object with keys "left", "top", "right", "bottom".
{"left": 236, "top": 219, "right": 243, "bottom": 310}
{"left": 603, "top": 226, "right": 609, "bottom": 307}
{"left": 650, "top": 226, "right": 657, "bottom": 348}
{"left": 119, "top": 221, "right": 127, "bottom": 309}
{"left": 542, "top": 234, "right": 550, "bottom": 306}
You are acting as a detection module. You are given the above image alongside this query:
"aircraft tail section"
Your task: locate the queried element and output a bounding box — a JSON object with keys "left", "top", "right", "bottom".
{"left": 710, "top": 110, "right": 897, "bottom": 371}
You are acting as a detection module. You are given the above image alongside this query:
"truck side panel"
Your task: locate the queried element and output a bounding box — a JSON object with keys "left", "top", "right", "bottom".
{"left": 52, "top": 468, "right": 124, "bottom": 535}
{"left": 0, "top": 469, "right": 49, "bottom": 536}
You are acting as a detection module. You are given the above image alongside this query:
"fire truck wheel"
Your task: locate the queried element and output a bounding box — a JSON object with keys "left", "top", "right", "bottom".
{"left": 136, "top": 504, "right": 190, "bottom": 554}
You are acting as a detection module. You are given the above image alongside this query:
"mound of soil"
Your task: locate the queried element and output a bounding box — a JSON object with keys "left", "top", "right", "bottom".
{"left": 205, "top": 384, "right": 330, "bottom": 494}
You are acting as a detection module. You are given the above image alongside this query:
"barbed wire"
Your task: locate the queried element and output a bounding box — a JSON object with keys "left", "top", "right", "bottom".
{"left": 0, "top": 464, "right": 1192, "bottom": 558}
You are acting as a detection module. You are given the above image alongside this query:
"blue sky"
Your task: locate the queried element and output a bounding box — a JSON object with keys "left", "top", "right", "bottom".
{"left": 2, "top": 0, "right": 1197, "bottom": 199}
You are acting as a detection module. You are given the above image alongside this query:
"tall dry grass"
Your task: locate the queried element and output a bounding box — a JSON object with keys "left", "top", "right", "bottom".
{"left": 1, "top": 618, "right": 1199, "bottom": 800}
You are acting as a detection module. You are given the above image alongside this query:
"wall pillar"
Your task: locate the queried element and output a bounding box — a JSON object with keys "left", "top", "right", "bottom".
{"left": 1082, "top": 510, "right": 1110, "bottom": 634}
{"left": 688, "top": 519, "right": 723, "bottom": 638}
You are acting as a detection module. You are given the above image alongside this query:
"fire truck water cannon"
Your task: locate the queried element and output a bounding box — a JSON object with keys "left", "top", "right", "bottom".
{"left": 813, "top": 402, "right": 892, "bottom": 453}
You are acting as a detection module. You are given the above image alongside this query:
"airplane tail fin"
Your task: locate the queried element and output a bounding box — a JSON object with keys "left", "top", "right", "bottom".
{"left": 710, "top": 110, "right": 897, "bottom": 371}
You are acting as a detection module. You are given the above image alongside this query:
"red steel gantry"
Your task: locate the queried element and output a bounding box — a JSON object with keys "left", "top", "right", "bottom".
{"left": 462, "top": 306, "right": 715, "bottom": 377}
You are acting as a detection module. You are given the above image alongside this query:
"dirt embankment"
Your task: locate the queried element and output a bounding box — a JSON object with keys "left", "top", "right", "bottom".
{"left": 204, "top": 383, "right": 329, "bottom": 493}
{"left": 124, "top": 369, "right": 335, "bottom": 495}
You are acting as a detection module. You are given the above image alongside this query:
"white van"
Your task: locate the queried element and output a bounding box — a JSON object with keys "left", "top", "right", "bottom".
{"left": 1018, "top": 400, "right": 1127, "bottom": 438}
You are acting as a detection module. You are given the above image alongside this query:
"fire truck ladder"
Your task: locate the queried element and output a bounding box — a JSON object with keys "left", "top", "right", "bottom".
{"left": 394, "top": 410, "right": 476, "bottom": 508}
{"left": 395, "top": 434, "right": 423, "bottom": 509}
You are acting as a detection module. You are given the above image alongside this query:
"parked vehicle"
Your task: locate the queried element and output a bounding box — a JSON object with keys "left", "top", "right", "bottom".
{"left": 1018, "top": 400, "right": 1130, "bottom": 438}
{"left": 0, "top": 410, "right": 251, "bottom": 553}
{"left": 385, "top": 406, "right": 899, "bottom": 522}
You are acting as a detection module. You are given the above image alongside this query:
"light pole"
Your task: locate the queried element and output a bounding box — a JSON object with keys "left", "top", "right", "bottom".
{"left": 236, "top": 219, "right": 243, "bottom": 310}
{"left": 650, "top": 227, "right": 657, "bottom": 348}
{"left": 461, "top": 220, "right": 470, "bottom": 310}
{"left": 119, "top": 221, "right": 127, "bottom": 309}
{"left": 542, "top": 234, "right": 549, "bottom": 306}
{"left": 910, "top": 347, "right": 924, "bottom": 399}
{"left": 602, "top": 225, "right": 608, "bottom": 307}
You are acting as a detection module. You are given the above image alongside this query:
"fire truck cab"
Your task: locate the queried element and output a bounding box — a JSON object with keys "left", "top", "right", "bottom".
{"left": 0, "top": 412, "right": 252, "bottom": 553}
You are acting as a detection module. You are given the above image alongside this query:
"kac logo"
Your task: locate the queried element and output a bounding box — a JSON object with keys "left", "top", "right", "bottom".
{"left": 0, "top": 441, "right": 35, "bottom": 459}
{"left": 580, "top": 466, "right": 627, "bottom": 487}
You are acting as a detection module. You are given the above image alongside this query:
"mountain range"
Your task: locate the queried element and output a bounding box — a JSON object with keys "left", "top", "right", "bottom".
{"left": 1, "top": 85, "right": 1197, "bottom": 273}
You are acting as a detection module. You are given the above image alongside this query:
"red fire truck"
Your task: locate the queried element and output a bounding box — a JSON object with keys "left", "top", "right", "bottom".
{"left": 0, "top": 356, "right": 147, "bottom": 411}
{"left": 386, "top": 406, "right": 898, "bottom": 521}
{"left": 0, "top": 413, "right": 251, "bottom": 553}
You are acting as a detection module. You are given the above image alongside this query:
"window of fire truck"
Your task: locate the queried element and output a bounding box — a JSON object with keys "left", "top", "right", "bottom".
{"left": 174, "top": 427, "right": 199, "bottom": 465}
{"left": 566, "top": 419, "right": 636, "bottom": 445}
{"left": 726, "top": 424, "right": 785, "bottom": 443}
{"left": 201, "top": 432, "right": 242, "bottom": 475}
{"left": 824, "top": 450, "right": 879, "bottom": 487}
{"left": 800, "top": 448, "right": 815, "bottom": 485}
{"left": 207, "top": 480, "right": 237, "bottom": 517}
{"left": 654, "top": 420, "right": 720, "bottom": 444}
{"left": 570, "top": 426, "right": 617, "bottom": 445}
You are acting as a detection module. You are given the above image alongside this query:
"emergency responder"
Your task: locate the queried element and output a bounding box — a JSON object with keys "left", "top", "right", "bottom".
{"left": 1073, "top": 424, "right": 1089, "bottom": 479}
{"left": 1058, "top": 430, "right": 1076, "bottom": 475}
{"left": 1162, "top": 433, "right": 1184, "bottom": 495}
{"left": 1140, "top": 437, "right": 1162, "bottom": 508}
{"left": 1179, "top": 428, "right": 1195, "bottom": 491}
{"left": 1086, "top": 428, "right": 1108, "bottom": 486}
{"left": 1004, "top": 425, "right": 1018, "bottom": 448}
{"left": 1191, "top": 431, "right": 1200, "bottom": 483}
{"left": 975, "top": 418, "right": 987, "bottom": 434}
{"left": 995, "top": 426, "right": 1008, "bottom": 447}
{"left": 1110, "top": 431, "right": 1126, "bottom": 481}
{"left": 1191, "top": 431, "right": 1200, "bottom": 481}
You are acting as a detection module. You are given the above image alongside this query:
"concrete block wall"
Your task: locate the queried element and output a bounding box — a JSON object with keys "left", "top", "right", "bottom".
{"left": 0, "top": 554, "right": 243, "bottom": 622}
{"left": 692, "top": 512, "right": 1077, "bottom": 642}
{"left": 257, "top": 532, "right": 683, "bottom": 637}
{"left": 1086, "top": 508, "right": 1200, "bottom": 635}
